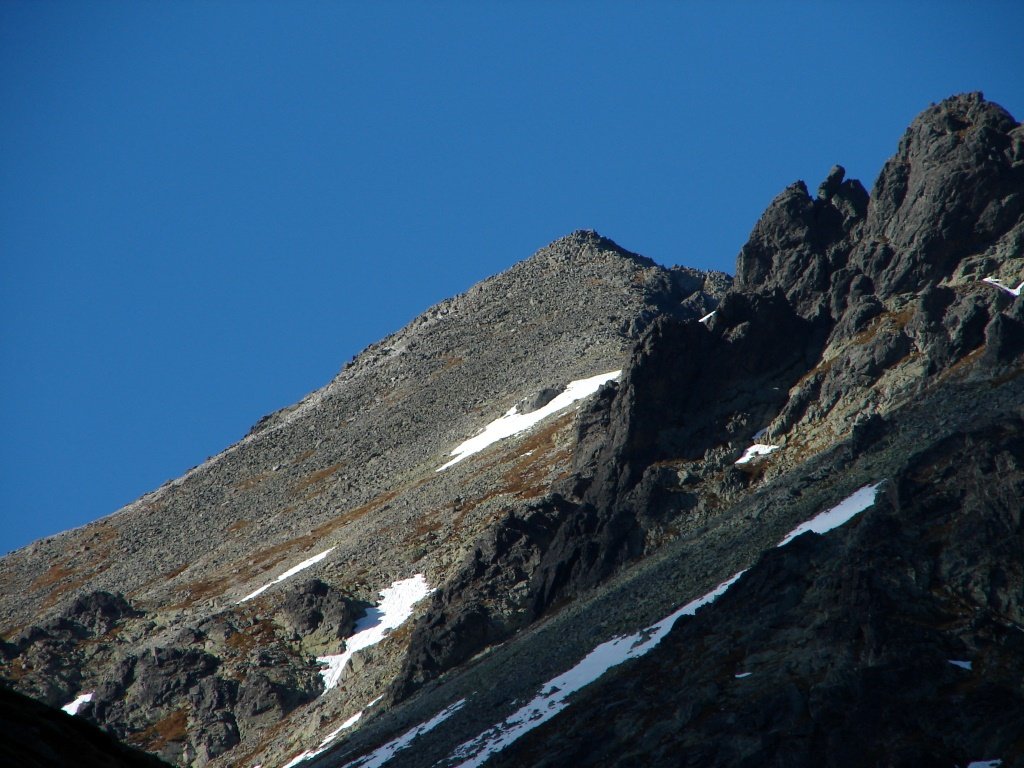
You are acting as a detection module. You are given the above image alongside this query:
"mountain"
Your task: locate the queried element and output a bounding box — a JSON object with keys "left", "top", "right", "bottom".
{"left": 1, "top": 92, "right": 1022, "bottom": 768}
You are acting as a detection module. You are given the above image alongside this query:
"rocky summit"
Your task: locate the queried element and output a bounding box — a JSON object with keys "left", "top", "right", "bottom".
{"left": 1, "top": 92, "right": 1022, "bottom": 768}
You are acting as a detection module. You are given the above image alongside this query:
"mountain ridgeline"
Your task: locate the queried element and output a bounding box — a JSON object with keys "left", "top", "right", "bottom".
{"left": 2, "top": 93, "right": 1023, "bottom": 768}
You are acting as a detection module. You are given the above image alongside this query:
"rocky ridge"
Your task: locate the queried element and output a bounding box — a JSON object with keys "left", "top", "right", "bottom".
{"left": 2, "top": 92, "right": 1023, "bottom": 768}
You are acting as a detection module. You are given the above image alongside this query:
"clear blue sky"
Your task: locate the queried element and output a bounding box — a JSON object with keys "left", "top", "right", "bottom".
{"left": 2, "top": 3, "right": 1022, "bottom": 555}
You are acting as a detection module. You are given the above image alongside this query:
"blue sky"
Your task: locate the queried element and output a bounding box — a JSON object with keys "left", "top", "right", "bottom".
{"left": 2, "top": 3, "right": 1022, "bottom": 554}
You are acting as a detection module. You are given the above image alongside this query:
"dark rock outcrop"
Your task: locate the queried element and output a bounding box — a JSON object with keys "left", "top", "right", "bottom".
{"left": 279, "top": 578, "right": 363, "bottom": 645}
{"left": 63, "top": 591, "right": 140, "bottom": 637}
{"left": 861, "top": 93, "right": 1023, "bottom": 297}
{"left": 392, "top": 497, "right": 575, "bottom": 700}
{"left": 735, "top": 171, "right": 866, "bottom": 319}
{"left": 736, "top": 93, "right": 1023, "bottom": 328}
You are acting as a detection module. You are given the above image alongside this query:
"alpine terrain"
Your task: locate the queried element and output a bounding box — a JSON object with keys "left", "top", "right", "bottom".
{"left": 2, "top": 92, "right": 1023, "bottom": 768}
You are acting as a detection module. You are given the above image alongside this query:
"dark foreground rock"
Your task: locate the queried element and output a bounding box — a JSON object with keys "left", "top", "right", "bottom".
{"left": 0, "top": 684, "right": 171, "bottom": 768}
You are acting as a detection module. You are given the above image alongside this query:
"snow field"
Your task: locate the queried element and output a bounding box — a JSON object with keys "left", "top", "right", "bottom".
{"left": 279, "top": 575, "right": 433, "bottom": 767}
{"left": 776, "top": 483, "right": 882, "bottom": 547}
{"left": 61, "top": 691, "right": 93, "bottom": 715}
{"left": 318, "top": 574, "right": 433, "bottom": 691}
{"left": 437, "top": 370, "right": 621, "bottom": 471}
{"left": 735, "top": 443, "right": 780, "bottom": 464}
{"left": 982, "top": 276, "right": 1023, "bottom": 297}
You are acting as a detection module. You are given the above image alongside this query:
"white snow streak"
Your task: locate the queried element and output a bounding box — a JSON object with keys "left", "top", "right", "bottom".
{"left": 437, "top": 370, "right": 621, "bottom": 471}
{"left": 777, "top": 483, "right": 882, "bottom": 547}
{"left": 447, "top": 572, "right": 745, "bottom": 767}
{"left": 734, "top": 672, "right": 753, "bottom": 679}
{"left": 318, "top": 575, "right": 433, "bottom": 691}
{"left": 340, "top": 699, "right": 466, "bottom": 768}
{"left": 280, "top": 697, "right": 386, "bottom": 768}
{"left": 239, "top": 548, "right": 335, "bottom": 603}
{"left": 699, "top": 310, "right": 716, "bottom": 324}
{"left": 281, "top": 711, "right": 367, "bottom": 768}
{"left": 323, "top": 711, "right": 365, "bottom": 744}
{"left": 61, "top": 691, "right": 93, "bottom": 715}
{"left": 966, "top": 761, "right": 1002, "bottom": 768}
{"left": 735, "top": 443, "right": 780, "bottom": 464}
{"left": 281, "top": 750, "right": 315, "bottom": 768}
{"left": 948, "top": 659, "right": 973, "bottom": 670}
{"left": 982, "top": 277, "right": 1024, "bottom": 297}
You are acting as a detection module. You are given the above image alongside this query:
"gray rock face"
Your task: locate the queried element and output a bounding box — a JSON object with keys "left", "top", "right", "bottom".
{"left": 64, "top": 591, "right": 140, "bottom": 637}
{"left": 2, "top": 94, "right": 1023, "bottom": 768}
{"left": 863, "top": 93, "right": 1023, "bottom": 296}
{"left": 389, "top": 495, "right": 577, "bottom": 702}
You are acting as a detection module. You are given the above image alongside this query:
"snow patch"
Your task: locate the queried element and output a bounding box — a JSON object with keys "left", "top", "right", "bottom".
{"left": 340, "top": 699, "right": 466, "bottom": 768}
{"left": 966, "top": 761, "right": 1002, "bottom": 768}
{"left": 447, "top": 572, "right": 745, "bottom": 767}
{"left": 318, "top": 575, "right": 433, "bottom": 691}
{"left": 699, "top": 310, "right": 716, "bottom": 324}
{"left": 982, "top": 277, "right": 1023, "bottom": 297}
{"left": 61, "top": 691, "right": 93, "bottom": 715}
{"left": 734, "top": 672, "right": 753, "bottom": 679}
{"left": 735, "top": 443, "right": 780, "bottom": 465}
{"left": 437, "top": 370, "right": 621, "bottom": 471}
{"left": 948, "top": 659, "right": 973, "bottom": 670}
{"left": 777, "top": 483, "right": 882, "bottom": 547}
{"left": 239, "top": 547, "right": 335, "bottom": 603}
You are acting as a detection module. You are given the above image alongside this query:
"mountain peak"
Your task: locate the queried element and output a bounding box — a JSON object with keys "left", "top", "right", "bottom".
{"left": 908, "top": 91, "right": 1016, "bottom": 143}
{"left": 530, "top": 228, "right": 658, "bottom": 270}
